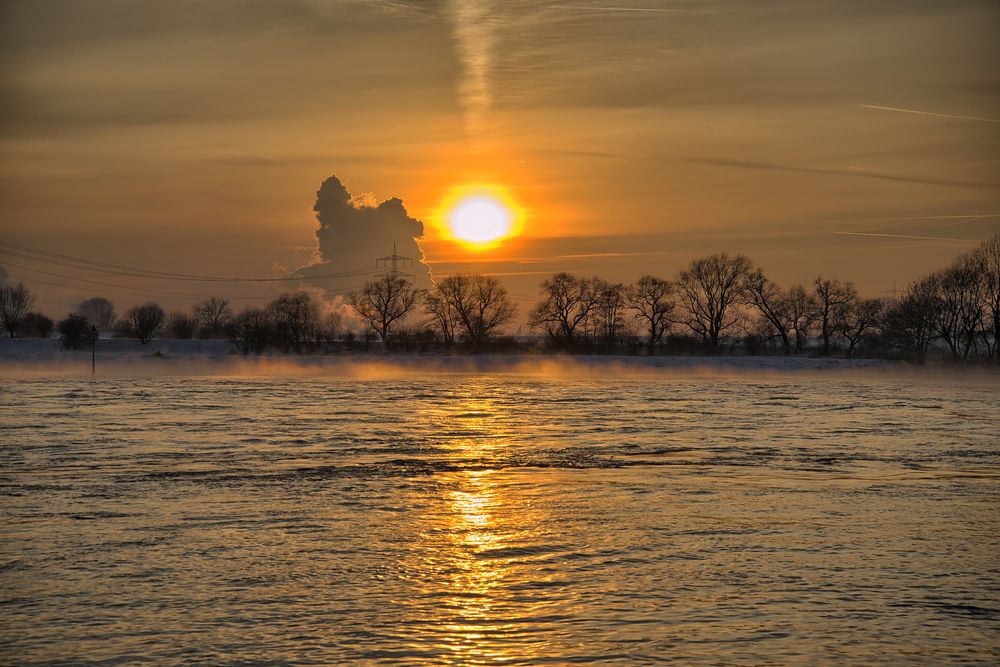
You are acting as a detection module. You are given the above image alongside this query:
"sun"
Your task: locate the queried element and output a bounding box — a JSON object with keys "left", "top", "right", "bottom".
{"left": 450, "top": 196, "right": 510, "bottom": 244}
{"left": 437, "top": 184, "right": 524, "bottom": 251}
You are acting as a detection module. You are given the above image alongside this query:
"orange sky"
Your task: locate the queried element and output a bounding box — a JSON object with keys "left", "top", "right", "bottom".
{"left": 1, "top": 0, "right": 998, "bottom": 315}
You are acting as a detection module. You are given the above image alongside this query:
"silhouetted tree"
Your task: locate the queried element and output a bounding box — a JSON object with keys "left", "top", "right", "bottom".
{"left": 424, "top": 290, "right": 459, "bottom": 346}
{"left": 627, "top": 275, "right": 675, "bottom": 354}
{"left": 837, "top": 297, "right": 884, "bottom": 358}
{"left": 229, "top": 307, "right": 272, "bottom": 354}
{"left": 166, "top": 311, "right": 197, "bottom": 339}
{"left": 590, "top": 279, "right": 627, "bottom": 350}
{"left": 58, "top": 313, "right": 94, "bottom": 350}
{"left": 814, "top": 276, "right": 857, "bottom": 356}
{"left": 883, "top": 277, "right": 939, "bottom": 364}
{"left": 786, "top": 285, "right": 816, "bottom": 353}
{"left": 319, "top": 311, "right": 342, "bottom": 347}
{"left": 676, "top": 253, "right": 753, "bottom": 351}
{"left": 193, "top": 297, "right": 233, "bottom": 338}
{"left": 77, "top": 297, "right": 116, "bottom": 331}
{"left": 974, "top": 234, "right": 1000, "bottom": 360}
{"left": 120, "top": 302, "right": 165, "bottom": 344}
{"left": 0, "top": 283, "right": 33, "bottom": 337}
{"left": 931, "top": 255, "right": 985, "bottom": 361}
{"left": 528, "top": 273, "right": 598, "bottom": 346}
{"left": 743, "top": 269, "right": 795, "bottom": 355}
{"left": 350, "top": 275, "right": 419, "bottom": 346}
{"left": 18, "top": 312, "right": 54, "bottom": 338}
{"left": 432, "top": 274, "right": 517, "bottom": 351}
{"left": 268, "top": 291, "right": 321, "bottom": 353}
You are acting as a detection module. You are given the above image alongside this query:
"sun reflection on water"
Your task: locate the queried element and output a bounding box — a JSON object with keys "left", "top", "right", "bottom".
{"left": 412, "top": 389, "right": 547, "bottom": 664}
{"left": 441, "top": 469, "right": 508, "bottom": 661}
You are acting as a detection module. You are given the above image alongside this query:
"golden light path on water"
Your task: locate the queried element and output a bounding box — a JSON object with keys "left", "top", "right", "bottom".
{"left": 1, "top": 369, "right": 999, "bottom": 664}
{"left": 406, "top": 393, "right": 536, "bottom": 664}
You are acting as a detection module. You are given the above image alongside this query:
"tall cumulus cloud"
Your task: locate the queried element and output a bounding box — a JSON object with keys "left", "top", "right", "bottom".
{"left": 297, "top": 176, "right": 432, "bottom": 293}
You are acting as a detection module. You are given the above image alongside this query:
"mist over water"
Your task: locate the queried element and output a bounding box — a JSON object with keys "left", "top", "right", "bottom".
{"left": 1, "top": 370, "right": 998, "bottom": 664}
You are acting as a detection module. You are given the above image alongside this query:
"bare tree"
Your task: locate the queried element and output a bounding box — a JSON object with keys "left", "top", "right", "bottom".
{"left": 786, "top": 285, "right": 816, "bottom": 353}
{"left": 58, "top": 313, "right": 94, "bottom": 350}
{"left": 166, "top": 312, "right": 197, "bottom": 339}
{"left": 229, "top": 307, "right": 271, "bottom": 355}
{"left": 971, "top": 234, "right": 999, "bottom": 361}
{"left": 319, "top": 311, "right": 342, "bottom": 346}
{"left": 0, "top": 283, "right": 34, "bottom": 338}
{"left": 193, "top": 297, "right": 233, "bottom": 338}
{"left": 883, "top": 277, "right": 939, "bottom": 364}
{"left": 590, "top": 279, "right": 627, "bottom": 350}
{"left": 676, "top": 253, "right": 753, "bottom": 351}
{"left": 120, "top": 302, "right": 165, "bottom": 344}
{"left": 743, "top": 269, "right": 795, "bottom": 355}
{"left": 77, "top": 297, "right": 116, "bottom": 330}
{"left": 424, "top": 290, "right": 459, "bottom": 346}
{"left": 837, "top": 298, "right": 884, "bottom": 358}
{"left": 433, "top": 274, "right": 516, "bottom": 350}
{"left": 268, "top": 291, "right": 321, "bottom": 353}
{"left": 627, "top": 275, "right": 675, "bottom": 354}
{"left": 813, "top": 276, "right": 857, "bottom": 356}
{"left": 528, "top": 273, "right": 598, "bottom": 346}
{"left": 19, "top": 312, "right": 54, "bottom": 338}
{"left": 932, "top": 255, "right": 985, "bottom": 361}
{"left": 350, "top": 275, "right": 419, "bottom": 345}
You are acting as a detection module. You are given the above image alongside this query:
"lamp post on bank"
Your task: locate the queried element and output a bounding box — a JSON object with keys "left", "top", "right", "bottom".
{"left": 91, "top": 325, "right": 98, "bottom": 375}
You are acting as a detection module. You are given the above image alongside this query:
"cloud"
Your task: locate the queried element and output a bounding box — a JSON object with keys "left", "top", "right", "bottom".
{"left": 549, "top": 5, "right": 686, "bottom": 13}
{"left": 297, "top": 176, "right": 432, "bottom": 294}
{"left": 446, "top": 0, "right": 499, "bottom": 135}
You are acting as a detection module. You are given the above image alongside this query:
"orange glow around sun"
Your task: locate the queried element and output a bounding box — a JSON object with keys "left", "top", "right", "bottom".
{"left": 435, "top": 183, "right": 525, "bottom": 251}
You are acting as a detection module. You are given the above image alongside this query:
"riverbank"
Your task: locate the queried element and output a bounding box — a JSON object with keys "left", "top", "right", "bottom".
{"left": 4, "top": 336, "right": 984, "bottom": 379}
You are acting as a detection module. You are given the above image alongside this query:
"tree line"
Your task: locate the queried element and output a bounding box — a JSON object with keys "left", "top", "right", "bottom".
{"left": 1, "top": 234, "right": 997, "bottom": 363}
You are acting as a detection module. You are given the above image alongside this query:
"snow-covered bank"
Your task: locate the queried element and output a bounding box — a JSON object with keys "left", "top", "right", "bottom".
{"left": 0, "top": 336, "right": 950, "bottom": 379}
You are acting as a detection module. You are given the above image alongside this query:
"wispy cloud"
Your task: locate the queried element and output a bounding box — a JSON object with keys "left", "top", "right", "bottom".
{"left": 549, "top": 4, "right": 685, "bottom": 12}
{"left": 859, "top": 104, "right": 1000, "bottom": 124}
{"left": 447, "top": 0, "right": 498, "bottom": 135}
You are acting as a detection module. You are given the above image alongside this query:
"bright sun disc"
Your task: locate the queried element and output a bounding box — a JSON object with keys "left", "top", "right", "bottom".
{"left": 450, "top": 196, "right": 511, "bottom": 244}
{"left": 436, "top": 183, "right": 524, "bottom": 251}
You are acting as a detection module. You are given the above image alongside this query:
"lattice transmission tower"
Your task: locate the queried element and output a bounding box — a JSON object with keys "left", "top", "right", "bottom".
{"left": 376, "top": 242, "right": 414, "bottom": 279}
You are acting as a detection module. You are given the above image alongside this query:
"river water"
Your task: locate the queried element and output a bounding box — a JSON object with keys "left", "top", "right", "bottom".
{"left": 1, "top": 365, "right": 998, "bottom": 664}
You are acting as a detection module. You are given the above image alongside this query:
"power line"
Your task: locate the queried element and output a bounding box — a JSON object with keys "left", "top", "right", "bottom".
{"left": 0, "top": 240, "right": 375, "bottom": 283}
{"left": 1, "top": 261, "right": 271, "bottom": 300}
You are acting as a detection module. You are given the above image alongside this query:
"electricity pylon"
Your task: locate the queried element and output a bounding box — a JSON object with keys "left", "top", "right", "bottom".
{"left": 376, "top": 242, "right": 414, "bottom": 279}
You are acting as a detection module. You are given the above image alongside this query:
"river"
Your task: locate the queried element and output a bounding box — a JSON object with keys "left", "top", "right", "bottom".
{"left": 1, "top": 365, "right": 998, "bottom": 664}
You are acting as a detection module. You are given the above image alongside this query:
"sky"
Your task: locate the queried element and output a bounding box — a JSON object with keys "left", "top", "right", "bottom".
{"left": 1, "top": 0, "right": 998, "bottom": 316}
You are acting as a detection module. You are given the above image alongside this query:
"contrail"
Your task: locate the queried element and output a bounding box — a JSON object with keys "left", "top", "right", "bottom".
{"left": 550, "top": 5, "right": 685, "bottom": 12}
{"left": 824, "top": 213, "right": 1000, "bottom": 223}
{"left": 834, "top": 232, "right": 977, "bottom": 243}
{"left": 688, "top": 157, "right": 997, "bottom": 190}
{"left": 859, "top": 104, "right": 1000, "bottom": 124}
{"left": 447, "top": 0, "right": 496, "bottom": 135}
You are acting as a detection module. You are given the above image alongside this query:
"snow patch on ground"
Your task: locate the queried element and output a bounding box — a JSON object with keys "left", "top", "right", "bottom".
{"left": 0, "top": 337, "right": 911, "bottom": 378}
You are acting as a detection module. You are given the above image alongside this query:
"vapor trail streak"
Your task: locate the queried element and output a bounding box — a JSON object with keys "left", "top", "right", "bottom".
{"left": 551, "top": 5, "right": 685, "bottom": 12}
{"left": 448, "top": 0, "right": 496, "bottom": 134}
{"left": 834, "top": 232, "right": 977, "bottom": 243}
{"left": 859, "top": 104, "right": 1000, "bottom": 124}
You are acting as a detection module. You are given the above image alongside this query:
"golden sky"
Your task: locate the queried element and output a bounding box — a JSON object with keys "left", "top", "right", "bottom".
{"left": 1, "top": 0, "right": 998, "bottom": 313}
